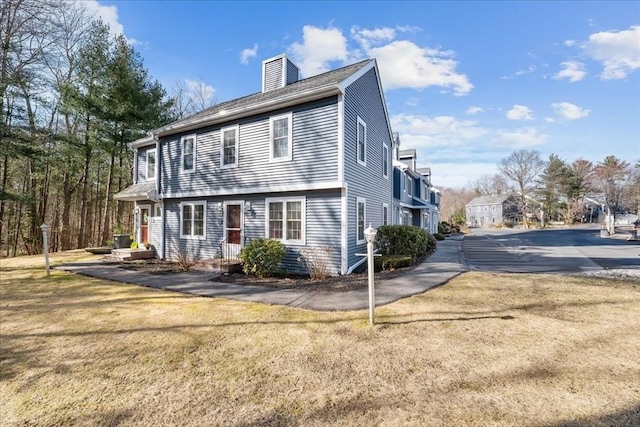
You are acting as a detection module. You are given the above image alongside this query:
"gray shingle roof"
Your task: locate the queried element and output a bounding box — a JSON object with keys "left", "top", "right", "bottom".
{"left": 155, "top": 59, "right": 373, "bottom": 136}
{"left": 114, "top": 181, "right": 157, "bottom": 201}
{"left": 467, "top": 194, "right": 515, "bottom": 206}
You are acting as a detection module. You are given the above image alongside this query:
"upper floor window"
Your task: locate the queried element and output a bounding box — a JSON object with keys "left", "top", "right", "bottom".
{"left": 406, "top": 175, "right": 412, "bottom": 196}
{"left": 181, "top": 134, "right": 196, "bottom": 173}
{"left": 180, "top": 201, "right": 206, "bottom": 239}
{"left": 382, "top": 143, "right": 389, "bottom": 178}
{"left": 270, "top": 113, "right": 292, "bottom": 162}
{"left": 266, "top": 197, "right": 305, "bottom": 244}
{"left": 221, "top": 125, "right": 239, "bottom": 169}
{"left": 357, "top": 117, "right": 367, "bottom": 166}
{"left": 146, "top": 148, "right": 156, "bottom": 180}
{"left": 356, "top": 197, "right": 366, "bottom": 244}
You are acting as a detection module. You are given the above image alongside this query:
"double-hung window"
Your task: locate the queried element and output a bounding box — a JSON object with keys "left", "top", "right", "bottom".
{"left": 357, "top": 116, "right": 366, "bottom": 166}
{"left": 266, "top": 197, "right": 305, "bottom": 243}
{"left": 382, "top": 143, "right": 388, "bottom": 178}
{"left": 356, "top": 197, "right": 366, "bottom": 244}
{"left": 181, "top": 134, "right": 196, "bottom": 173}
{"left": 180, "top": 201, "right": 206, "bottom": 239}
{"left": 146, "top": 148, "right": 156, "bottom": 180}
{"left": 270, "top": 113, "right": 292, "bottom": 162}
{"left": 221, "top": 125, "right": 239, "bottom": 168}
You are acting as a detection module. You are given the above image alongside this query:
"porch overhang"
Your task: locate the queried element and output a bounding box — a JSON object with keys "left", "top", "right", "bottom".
{"left": 114, "top": 181, "right": 159, "bottom": 202}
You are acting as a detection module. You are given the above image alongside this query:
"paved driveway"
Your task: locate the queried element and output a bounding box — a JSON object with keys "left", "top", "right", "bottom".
{"left": 463, "top": 225, "right": 640, "bottom": 273}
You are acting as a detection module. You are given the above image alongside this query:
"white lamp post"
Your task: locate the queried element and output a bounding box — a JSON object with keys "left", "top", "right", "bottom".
{"left": 40, "top": 223, "right": 50, "bottom": 277}
{"left": 364, "top": 224, "right": 377, "bottom": 326}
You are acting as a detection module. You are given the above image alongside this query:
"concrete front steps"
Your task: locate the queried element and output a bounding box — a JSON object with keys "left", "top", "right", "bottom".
{"left": 192, "top": 258, "right": 243, "bottom": 274}
{"left": 106, "top": 248, "right": 155, "bottom": 261}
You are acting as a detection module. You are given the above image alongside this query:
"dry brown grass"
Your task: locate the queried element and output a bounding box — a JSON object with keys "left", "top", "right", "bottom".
{"left": 1, "top": 252, "right": 639, "bottom": 426}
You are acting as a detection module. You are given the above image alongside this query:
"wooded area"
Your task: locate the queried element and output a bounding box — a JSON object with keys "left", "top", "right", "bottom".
{"left": 0, "top": 0, "right": 200, "bottom": 257}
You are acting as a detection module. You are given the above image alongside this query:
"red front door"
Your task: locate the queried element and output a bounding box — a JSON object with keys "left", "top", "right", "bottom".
{"left": 140, "top": 207, "right": 150, "bottom": 243}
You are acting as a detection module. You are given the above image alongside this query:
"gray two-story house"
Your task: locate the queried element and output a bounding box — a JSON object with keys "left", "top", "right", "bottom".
{"left": 115, "top": 54, "right": 394, "bottom": 275}
{"left": 391, "top": 136, "right": 440, "bottom": 234}
{"left": 466, "top": 194, "right": 519, "bottom": 227}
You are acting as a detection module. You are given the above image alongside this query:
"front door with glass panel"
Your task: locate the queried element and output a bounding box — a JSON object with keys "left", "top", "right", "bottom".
{"left": 139, "top": 206, "right": 150, "bottom": 244}
{"left": 224, "top": 202, "right": 243, "bottom": 258}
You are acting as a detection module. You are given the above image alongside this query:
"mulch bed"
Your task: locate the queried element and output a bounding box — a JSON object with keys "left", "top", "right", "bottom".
{"left": 115, "top": 254, "right": 431, "bottom": 292}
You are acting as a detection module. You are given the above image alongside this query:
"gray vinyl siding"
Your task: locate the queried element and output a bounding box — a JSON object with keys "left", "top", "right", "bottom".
{"left": 160, "top": 97, "right": 339, "bottom": 197}
{"left": 264, "top": 57, "right": 283, "bottom": 92}
{"left": 162, "top": 190, "right": 342, "bottom": 275}
{"left": 342, "top": 67, "right": 394, "bottom": 268}
{"left": 286, "top": 58, "right": 299, "bottom": 85}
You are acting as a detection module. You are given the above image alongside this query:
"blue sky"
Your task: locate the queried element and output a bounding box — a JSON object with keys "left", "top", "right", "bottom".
{"left": 90, "top": 0, "right": 639, "bottom": 188}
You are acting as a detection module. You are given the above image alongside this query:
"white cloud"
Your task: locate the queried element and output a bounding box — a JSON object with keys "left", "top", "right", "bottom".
{"left": 81, "top": 0, "right": 139, "bottom": 44}
{"left": 466, "top": 106, "right": 483, "bottom": 115}
{"left": 551, "top": 102, "right": 590, "bottom": 120}
{"left": 564, "top": 40, "right": 577, "bottom": 47}
{"left": 583, "top": 25, "right": 640, "bottom": 79}
{"left": 290, "top": 26, "right": 350, "bottom": 76}
{"left": 405, "top": 97, "right": 419, "bottom": 107}
{"left": 493, "top": 127, "right": 547, "bottom": 148}
{"left": 185, "top": 79, "right": 216, "bottom": 103}
{"left": 289, "top": 24, "right": 473, "bottom": 95}
{"left": 553, "top": 61, "right": 586, "bottom": 82}
{"left": 351, "top": 26, "right": 395, "bottom": 49}
{"left": 368, "top": 40, "right": 473, "bottom": 95}
{"left": 391, "top": 113, "right": 487, "bottom": 148}
{"left": 240, "top": 44, "right": 258, "bottom": 65}
{"left": 428, "top": 162, "right": 500, "bottom": 189}
{"left": 506, "top": 105, "right": 534, "bottom": 121}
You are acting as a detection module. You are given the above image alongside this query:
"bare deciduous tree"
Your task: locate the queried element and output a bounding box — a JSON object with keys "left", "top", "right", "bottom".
{"left": 498, "top": 149, "right": 545, "bottom": 228}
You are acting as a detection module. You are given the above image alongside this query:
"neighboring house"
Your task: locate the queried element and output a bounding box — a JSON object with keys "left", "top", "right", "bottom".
{"left": 466, "top": 194, "right": 519, "bottom": 227}
{"left": 115, "top": 54, "right": 394, "bottom": 275}
{"left": 390, "top": 135, "right": 440, "bottom": 234}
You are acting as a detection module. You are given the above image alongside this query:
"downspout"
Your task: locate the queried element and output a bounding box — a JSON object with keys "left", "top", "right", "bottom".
{"left": 153, "top": 133, "right": 166, "bottom": 260}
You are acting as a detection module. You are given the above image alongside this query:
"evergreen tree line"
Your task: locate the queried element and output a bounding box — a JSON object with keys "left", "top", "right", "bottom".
{"left": 1, "top": 0, "right": 176, "bottom": 257}
{"left": 440, "top": 150, "right": 639, "bottom": 231}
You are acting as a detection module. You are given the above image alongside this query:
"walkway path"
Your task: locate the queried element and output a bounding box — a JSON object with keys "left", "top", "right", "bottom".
{"left": 57, "top": 237, "right": 467, "bottom": 311}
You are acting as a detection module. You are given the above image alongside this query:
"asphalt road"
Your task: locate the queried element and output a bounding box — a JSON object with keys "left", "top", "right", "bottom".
{"left": 462, "top": 225, "right": 640, "bottom": 273}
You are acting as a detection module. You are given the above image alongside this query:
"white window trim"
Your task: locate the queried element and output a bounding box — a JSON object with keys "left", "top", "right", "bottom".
{"left": 181, "top": 134, "right": 197, "bottom": 173}
{"left": 382, "top": 143, "right": 388, "bottom": 179}
{"left": 220, "top": 125, "right": 239, "bottom": 169}
{"left": 382, "top": 203, "right": 388, "bottom": 226}
{"left": 265, "top": 196, "right": 306, "bottom": 245}
{"left": 269, "top": 112, "right": 293, "bottom": 162}
{"left": 356, "top": 197, "right": 366, "bottom": 244}
{"left": 145, "top": 148, "right": 156, "bottom": 181}
{"left": 179, "top": 201, "right": 206, "bottom": 240}
{"left": 357, "top": 116, "right": 367, "bottom": 167}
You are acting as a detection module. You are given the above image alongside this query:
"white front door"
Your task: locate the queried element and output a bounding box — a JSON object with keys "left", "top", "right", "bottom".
{"left": 224, "top": 202, "right": 243, "bottom": 258}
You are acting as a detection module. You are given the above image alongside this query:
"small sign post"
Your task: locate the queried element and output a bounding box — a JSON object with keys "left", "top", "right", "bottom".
{"left": 40, "top": 223, "right": 50, "bottom": 278}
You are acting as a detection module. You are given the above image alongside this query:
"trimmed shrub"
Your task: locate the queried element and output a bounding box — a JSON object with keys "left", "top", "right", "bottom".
{"left": 433, "top": 232, "right": 445, "bottom": 241}
{"left": 375, "top": 225, "right": 430, "bottom": 259}
{"left": 438, "top": 222, "right": 448, "bottom": 234}
{"left": 375, "top": 255, "right": 415, "bottom": 272}
{"left": 426, "top": 232, "right": 437, "bottom": 252}
{"left": 238, "top": 238, "right": 286, "bottom": 277}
